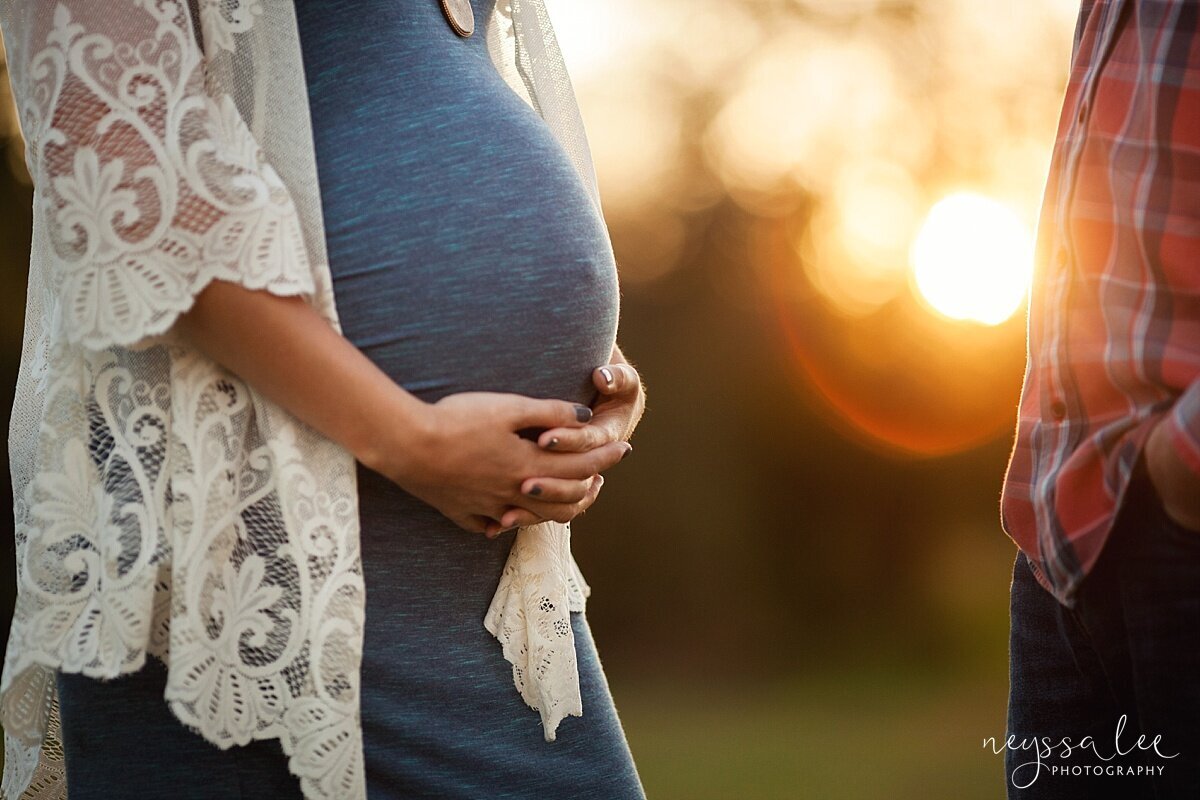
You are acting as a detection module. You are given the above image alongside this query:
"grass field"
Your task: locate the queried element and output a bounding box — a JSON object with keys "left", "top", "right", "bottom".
{"left": 613, "top": 666, "right": 1010, "bottom": 800}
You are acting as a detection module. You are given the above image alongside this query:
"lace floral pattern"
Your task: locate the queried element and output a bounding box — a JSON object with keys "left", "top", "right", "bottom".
{"left": 198, "top": 0, "right": 264, "bottom": 54}
{"left": 2, "top": 3, "right": 362, "bottom": 797}
{"left": 0, "top": 1, "right": 607, "bottom": 798}
{"left": 484, "top": 519, "right": 593, "bottom": 740}
{"left": 33, "top": 4, "right": 314, "bottom": 349}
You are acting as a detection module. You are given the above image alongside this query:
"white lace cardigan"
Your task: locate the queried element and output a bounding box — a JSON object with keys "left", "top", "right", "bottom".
{"left": 0, "top": 2, "right": 606, "bottom": 798}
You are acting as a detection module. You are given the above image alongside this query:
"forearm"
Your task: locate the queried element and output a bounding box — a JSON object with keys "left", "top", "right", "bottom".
{"left": 174, "top": 279, "right": 430, "bottom": 478}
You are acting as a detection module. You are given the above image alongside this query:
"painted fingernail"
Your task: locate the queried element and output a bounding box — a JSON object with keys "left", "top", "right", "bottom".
{"left": 527, "top": 484, "right": 543, "bottom": 496}
{"left": 621, "top": 443, "right": 633, "bottom": 460}
{"left": 574, "top": 404, "right": 593, "bottom": 423}
{"left": 599, "top": 366, "right": 615, "bottom": 387}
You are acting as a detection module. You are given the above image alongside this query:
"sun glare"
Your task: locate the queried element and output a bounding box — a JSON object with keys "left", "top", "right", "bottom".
{"left": 909, "top": 193, "right": 1034, "bottom": 325}
{"left": 543, "top": 0, "right": 629, "bottom": 78}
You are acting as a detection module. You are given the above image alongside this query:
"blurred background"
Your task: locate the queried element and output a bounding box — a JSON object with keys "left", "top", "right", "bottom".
{"left": 0, "top": 1, "right": 1081, "bottom": 797}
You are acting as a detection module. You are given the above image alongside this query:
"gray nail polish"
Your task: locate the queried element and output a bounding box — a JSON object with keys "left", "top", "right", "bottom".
{"left": 574, "top": 404, "right": 592, "bottom": 423}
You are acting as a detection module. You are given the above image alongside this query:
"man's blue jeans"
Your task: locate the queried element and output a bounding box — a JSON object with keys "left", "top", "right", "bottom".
{"left": 1005, "top": 455, "right": 1200, "bottom": 798}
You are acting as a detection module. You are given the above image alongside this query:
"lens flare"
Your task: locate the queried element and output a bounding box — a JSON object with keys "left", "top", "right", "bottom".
{"left": 909, "top": 193, "right": 1034, "bottom": 325}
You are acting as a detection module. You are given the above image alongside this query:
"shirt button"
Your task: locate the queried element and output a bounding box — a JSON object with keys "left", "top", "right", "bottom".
{"left": 1050, "top": 399, "right": 1067, "bottom": 420}
{"left": 1055, "top": 247, "right": 1069, "bottom": 269}
{"left": 1077, "top": 100, "right": 1089, "bottom": 123}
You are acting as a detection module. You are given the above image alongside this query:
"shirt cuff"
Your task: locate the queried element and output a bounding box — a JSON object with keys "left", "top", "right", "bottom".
{"left": 1163, "top": 379, "right": 1200, "bottom": 478}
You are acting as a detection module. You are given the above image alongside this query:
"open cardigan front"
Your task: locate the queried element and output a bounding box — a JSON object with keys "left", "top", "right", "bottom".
{"left": 0, "top": 2, "right": 608, "bottom": 798}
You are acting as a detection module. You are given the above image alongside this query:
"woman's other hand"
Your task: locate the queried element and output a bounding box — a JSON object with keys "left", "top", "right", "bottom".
{"left": 487, "top": 352, "right": 647, "bottom": 536}
{"left": 539, "top": 360, "right": 647, "bottom": 453}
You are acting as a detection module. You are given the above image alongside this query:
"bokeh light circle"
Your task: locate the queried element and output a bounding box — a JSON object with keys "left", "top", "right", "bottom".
{"left": 909, "top": 193, "right": 1034, "bottom": 325}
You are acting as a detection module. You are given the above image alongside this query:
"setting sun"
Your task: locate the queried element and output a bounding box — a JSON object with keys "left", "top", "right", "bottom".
{"left": 909, "top": 193, "right": 1034, "bottom": 326}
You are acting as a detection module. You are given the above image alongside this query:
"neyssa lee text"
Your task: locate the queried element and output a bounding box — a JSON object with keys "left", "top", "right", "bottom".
{"left": 983, "top": 714, "right": 1180, "bottom": 789}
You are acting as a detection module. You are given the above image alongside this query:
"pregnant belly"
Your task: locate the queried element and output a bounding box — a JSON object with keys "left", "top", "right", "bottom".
{"left": 322, "top": 136, "right": 618, "bottom": 407}
{"left": 302, "top": 0, "right": 619, "bottom": 410}
{"left": 319, "top": 124, "right": 619, "bottom": 409}
{"left": 333, "top": 239, "right": 619, "bottom": 410}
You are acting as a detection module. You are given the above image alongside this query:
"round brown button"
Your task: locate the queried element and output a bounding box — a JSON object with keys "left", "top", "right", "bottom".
{"left": 441, "top": 0, "right": 475, "bottom": 37}
{"left": 1050, "top": 399, "right": 1067, "bottom": 420}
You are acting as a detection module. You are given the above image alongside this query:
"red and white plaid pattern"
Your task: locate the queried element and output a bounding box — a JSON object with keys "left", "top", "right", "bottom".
{"left": 1002, "top": 0, "right": 1200, "bottom": 605}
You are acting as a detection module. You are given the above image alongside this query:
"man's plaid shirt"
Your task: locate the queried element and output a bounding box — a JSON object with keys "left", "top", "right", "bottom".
{"left": 1002, "top": 0, "right": 1200, "bottom": 606}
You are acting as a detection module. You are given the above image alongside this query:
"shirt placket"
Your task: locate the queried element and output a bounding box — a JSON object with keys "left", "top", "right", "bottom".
{"left": 1035, "top": 0, "right": 1130, "bottom": 582}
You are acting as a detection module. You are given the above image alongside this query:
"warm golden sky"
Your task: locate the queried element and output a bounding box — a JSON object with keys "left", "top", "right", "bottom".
{"left": 548, "top": 0, "right": 1080, "bottom": 326}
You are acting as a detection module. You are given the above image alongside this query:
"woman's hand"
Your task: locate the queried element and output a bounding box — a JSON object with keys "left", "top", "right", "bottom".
{"left": 540, "top": 360, "right": 647, "bottom": 453}
{"left": 369, "top": 391, "right": 633, "bottom": 537}
{"left": 174, "top": 280, "right": 633, "bottom": 539}
{"left": 485, "top": 352, "right": 647, "bottom": 535}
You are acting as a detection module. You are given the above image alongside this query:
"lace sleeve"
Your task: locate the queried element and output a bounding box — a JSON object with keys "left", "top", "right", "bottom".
{"left": 1, "top": 7, "right": 366, "bottom": 800}
{"left": 5, "top": 0, "right": 314, "bottom": 351}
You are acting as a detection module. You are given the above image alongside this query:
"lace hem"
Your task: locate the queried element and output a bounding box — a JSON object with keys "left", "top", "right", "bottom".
{"left": 1, "top": 647, "right": 365, "bottom": 800}
{"left": 1, "top": 668, "right": 64, "bottom": 800}
{"left": 484, "top": 520, "right": 593, "bottom": 741}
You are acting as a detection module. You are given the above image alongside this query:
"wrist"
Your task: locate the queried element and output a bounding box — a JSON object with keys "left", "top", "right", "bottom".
{"left": 1145, "top": 414, "right": 1200, "bottom": 531}
{"left": 354, "top": 390, "right": 437, "bottom": 485}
